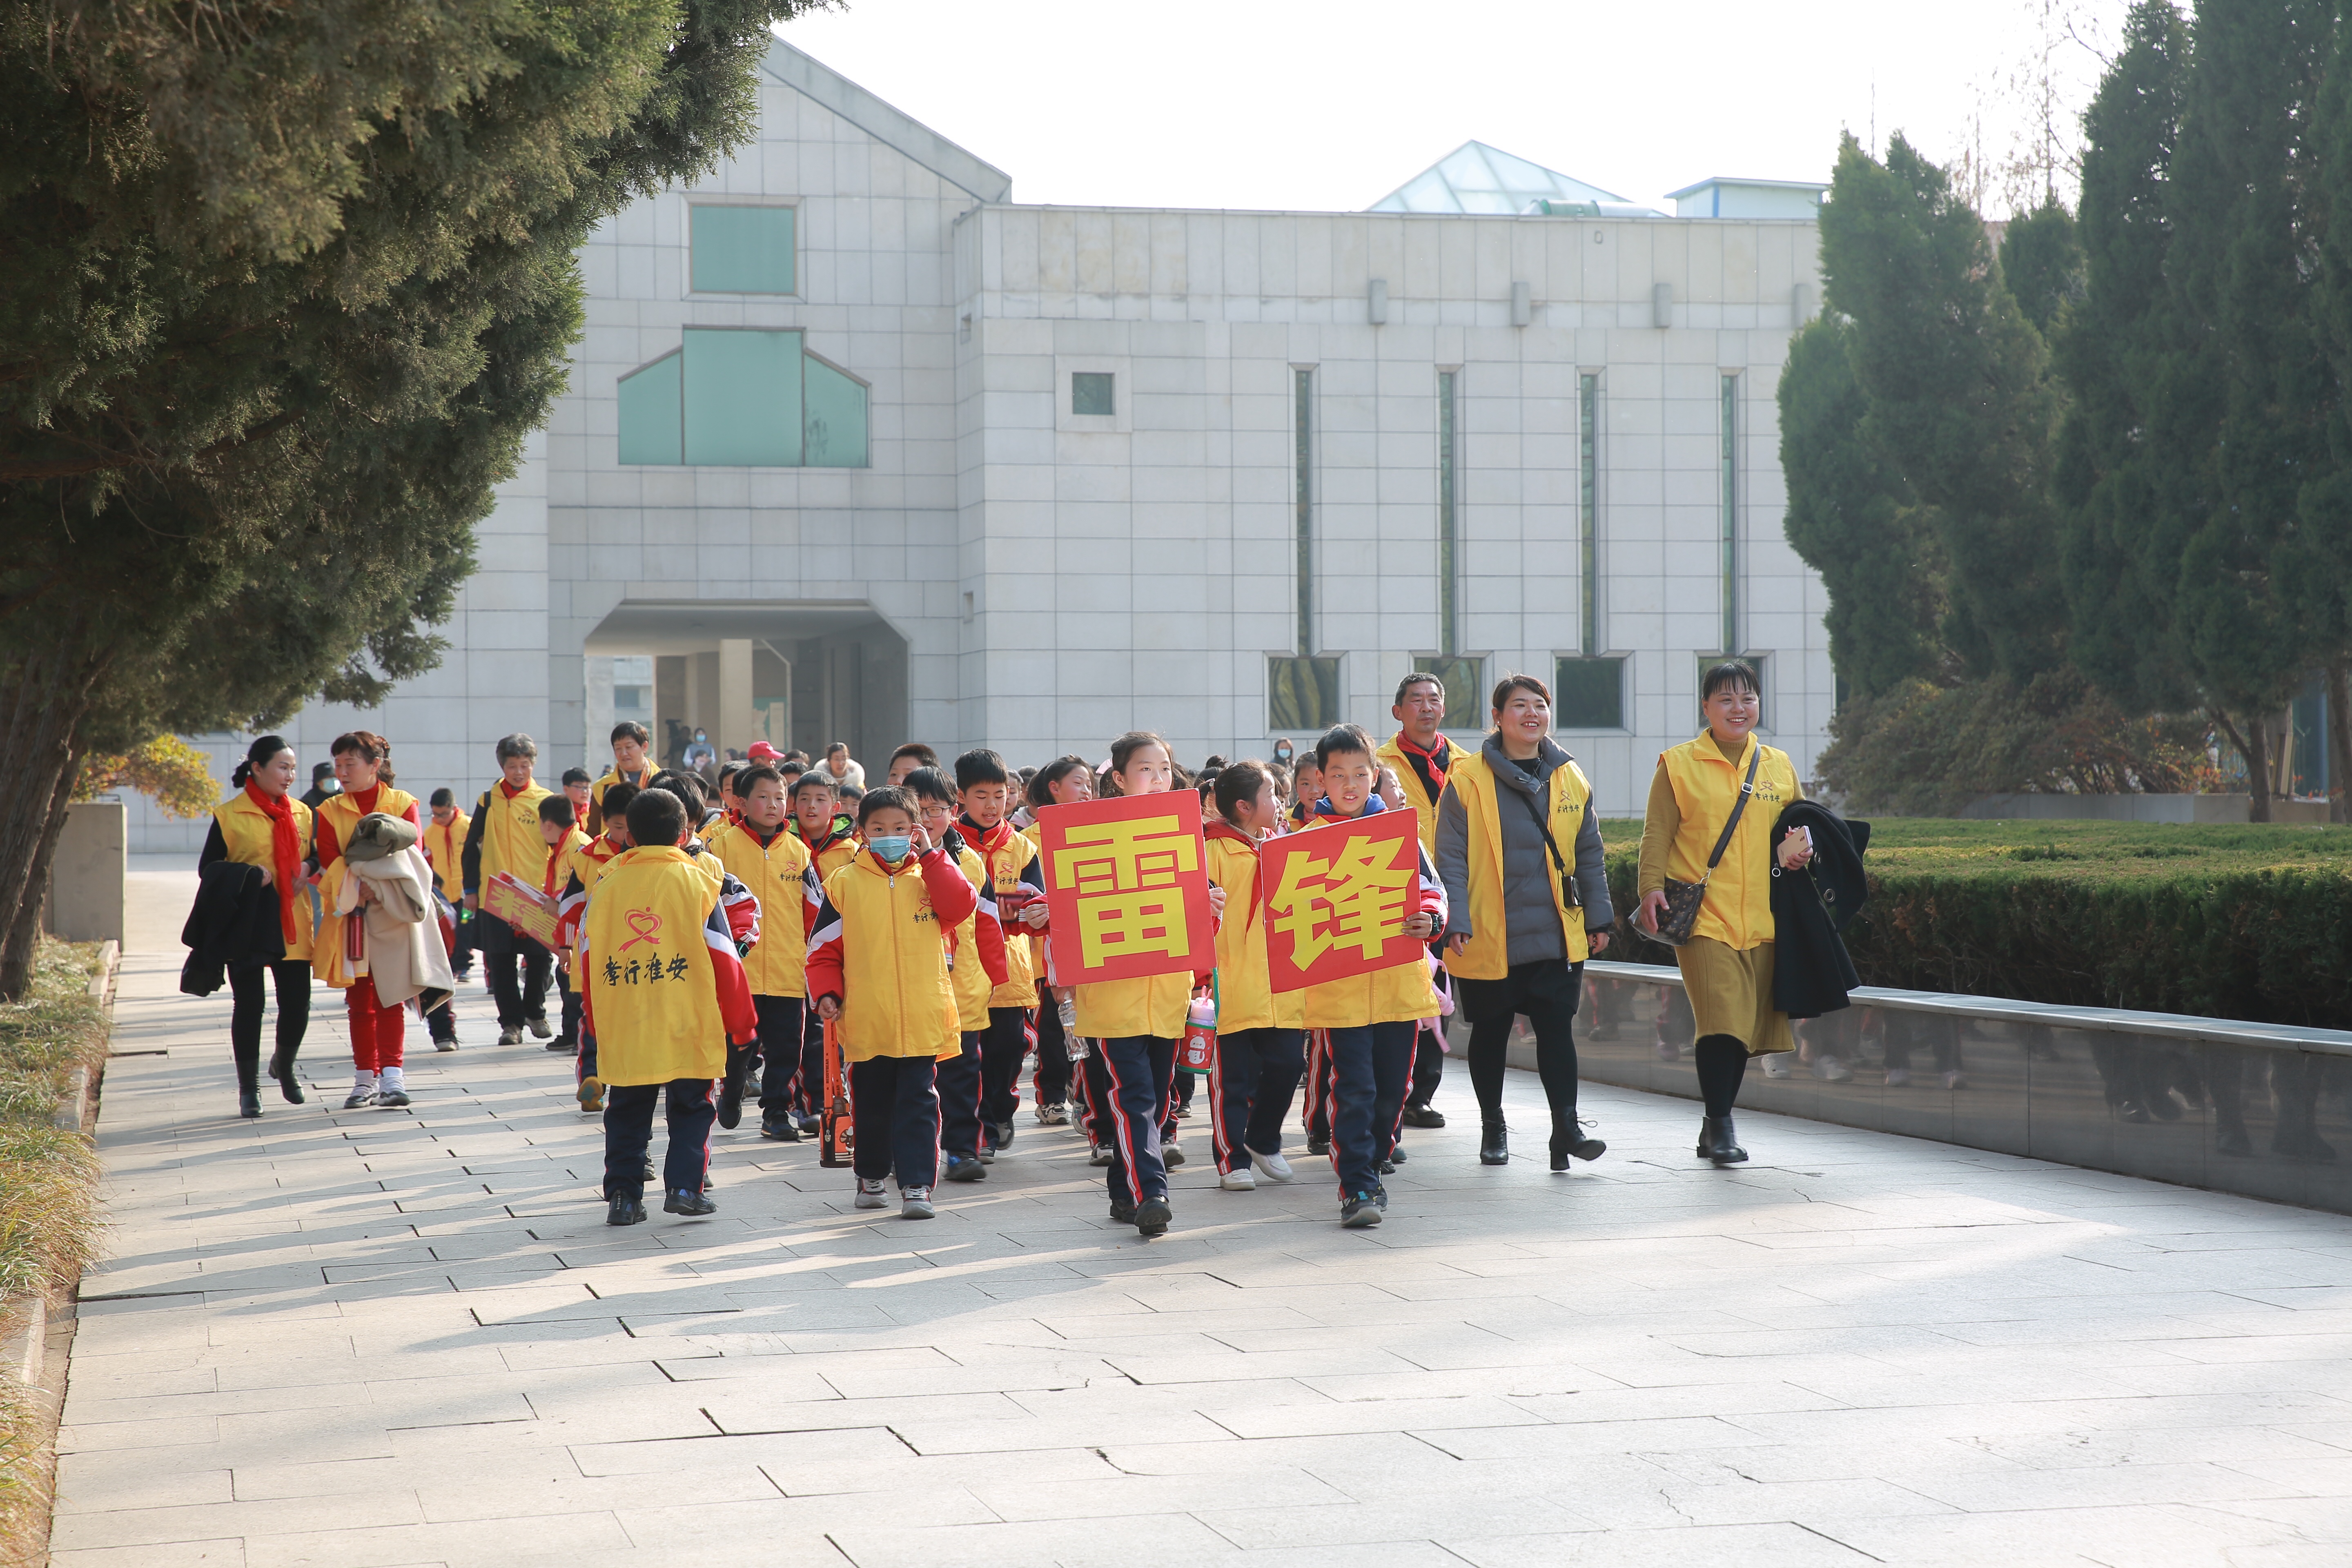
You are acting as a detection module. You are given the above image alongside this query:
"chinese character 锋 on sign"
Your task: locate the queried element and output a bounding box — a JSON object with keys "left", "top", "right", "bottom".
{"left": 1259, "top": 809, "right": 1424, "bottom": 991}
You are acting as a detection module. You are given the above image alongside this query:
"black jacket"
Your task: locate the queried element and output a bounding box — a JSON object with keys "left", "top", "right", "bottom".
{"left": 1769, "top": 800, "right": 1871, "bottom": 1018}
{"left": 180, "top": 861, "right": 280, "bottom": 996}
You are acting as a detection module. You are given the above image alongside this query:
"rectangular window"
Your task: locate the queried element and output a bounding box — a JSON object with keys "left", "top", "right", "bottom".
{"left": 1413, "top": 655, "right": 1486, "bottom": 731}
{"left": 1579, "top": 372, "right": 1600, "bottom": 656}
{"left": 690, "top": 204, "right": 795, "bottom": 294}
{"left": 1269, "top": 655, "right": 1341, "bottom": 732}
{"left": 617, "top": 330, "right": 867, "bottom": 468}
{"left": 1556, "top": 656, "right": 1627, "bottom": 731}
{"left": 1438, "top": 369, "right": 1459, "bottom": 657}
{"left": 1071, "top": 370, "right": 1115, "bottom": 416}
{"left": 1720, "top": 372, "right": 1739, "bottom": 657}
{"left": 1294, "top": 367, "right": 1315, "bottom": 655}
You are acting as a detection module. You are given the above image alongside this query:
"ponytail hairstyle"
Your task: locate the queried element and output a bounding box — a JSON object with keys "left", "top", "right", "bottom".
{"left": 331, "top": 730, "right": 394, "bottom": 786}
{"left": 1026, "top": 755, "right": 1092, "bottom": 810}
{"left": 231, "top": 734, "right": 293, "bottom": 791}
{"left": 1100, "top": 731, "right": 1170, "bottom": 798}
{"left": 1213, "top": 759, "right": 1272, "bottom": 825}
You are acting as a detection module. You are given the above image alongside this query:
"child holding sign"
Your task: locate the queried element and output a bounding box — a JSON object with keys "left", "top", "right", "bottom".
{"left": 1203, "top": 760, "right": 1305, "bottom": 1191}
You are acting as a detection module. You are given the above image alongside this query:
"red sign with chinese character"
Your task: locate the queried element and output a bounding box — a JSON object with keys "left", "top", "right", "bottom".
{"left": 1037, "top": 791, "right": 1216, "bottom": 985}
{"left": 1260, "top": 811, "right": 1425, "bottom": 992}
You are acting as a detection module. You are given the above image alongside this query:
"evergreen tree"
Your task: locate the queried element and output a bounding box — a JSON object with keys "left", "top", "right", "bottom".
{"left": 1999, "top": 202, "right": 2085, "bottom": 339}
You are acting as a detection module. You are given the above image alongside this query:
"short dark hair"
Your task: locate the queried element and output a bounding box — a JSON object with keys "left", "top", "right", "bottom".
{"left": 648, "top": 769, "right": 707, "bottom": 812}
{"left": 625, "top": 786, "right": 686, "bottom": 848}
{"left": 537, "top": 794, "right": 577, "bottom": 828}
{"left": 1490, "top": 672, "right": 1551, "bottom": 713}
{"left": 889, "top": 742, "right": 938, "bottom": 769}
{"left": 601, "top": 782, "right": 639, "bottom": 821}
{"left": 1395, "top": 671, "right": 1444, "bottom": 706}
{"left": 789, "top": 771, "right": 837, "bottom": 802}
{"left": 560, "top": 767, "right": 591, "bottom": 788}
{"left": 1027, "top": 755, "right": 1091, "bottom": 809}
{"left": 1314, "top": 724, "right": 1374, "bottom": 770}
{"left": 610, "top": 721, "right": 650, "bottom": 746}
{"left": 1214, "top": 760, "right": 1272, "bottom": 822}
{"left": 839, "top": 784, "right": 864, "bottom": 804}
{"left": 954, "top": 748, "right": 1010, "bottom": 790}
{"left": 856, "top": 784, "right": 916, "bottom": 825}
{"left": 428, "top": 787, "right": 455, "bottom": 808}
{"left": 901, "top": 766, "right": 956, "bottom": 806}
{"left": 736, "top": 764, "right": 782, "bottom": 795}
{"left": 1701, "top": 659, "right": 1760, "bottom": 702}
{"left": 780, "top": 760, "right": 806, "bottom": 782}
{"left": 717, "top": 759, "right": 746, "bottom": 784}
{"left": 826, "top": 741, "right": 848, "bottom": 757}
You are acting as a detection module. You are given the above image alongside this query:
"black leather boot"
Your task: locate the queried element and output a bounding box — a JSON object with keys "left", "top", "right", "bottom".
{"left": 1697, "top": 1114, "right": 1748, "bottom": 1166}
{"left": 267, "top": 1046, "right": 305, "bottom": 1105}
{"left": 1550, "top": 1114, "right": 1606, "bottom": 1170}
{"left": 1479, "top": 1122, "right": 1509, "bottom": 1165}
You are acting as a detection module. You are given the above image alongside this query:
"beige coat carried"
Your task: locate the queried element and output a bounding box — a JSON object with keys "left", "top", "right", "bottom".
{"left": 325, "top": 817, "right": 455, "bottom": 1007}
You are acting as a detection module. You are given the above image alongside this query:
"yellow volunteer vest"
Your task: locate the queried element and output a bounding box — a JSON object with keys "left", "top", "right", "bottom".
{"left": 822, "top": 853, "right": 962, "bottom": 1063}
{"left": 542, "top": 826, "right": 589, "bottom": 896}
{"left": 946, "top": 844, "right": 993, "bottom": 1031}
{"left": 1292, "top": 812, "right": 1443, "bottom": 1030}
{"left": 1440, "top": 753, "right": 1594, "bottom": 980}
{"left": 583, "top": 846, "right": 726, "bottom": 1085}
{"left": 969, "top": 826, "right": 1040, "bottom": 1007}
{"left": 1204, "top": 829, "right": 1305, "bottom": 1032}
{"left": 586, "top": 766, "right": 649, "bottom": 835}
{"left": 422, "top": 813, "right": 470, "bottom": 902}
{"left": 478, "top": 780, "right": 556, "bottom": 890}
{"left": 1375, "top": 734, "right": 1448, "bottom": 851}
{"left": 314, "top": 787, "right": 419, "bottom": 868}
{"left": 1659, "top": 732, "right": 1799, "bottom": 951}
{"left": 310, "top": 786, "right": 422, "bottom": 989}
{"left": 704, "top": 820, "right": 811, "bottom": 998}
{"left": 212, "top": 792, "right": 316, "bottom": 961}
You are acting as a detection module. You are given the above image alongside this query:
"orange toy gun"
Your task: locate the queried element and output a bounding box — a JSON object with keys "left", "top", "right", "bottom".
{"left": 819, "top": 1018, "right": 853, "bottom": 1168}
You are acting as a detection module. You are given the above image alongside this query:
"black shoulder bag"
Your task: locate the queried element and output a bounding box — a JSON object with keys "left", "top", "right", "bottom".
{"left": 1638, "top": 745, "right": 1760, "bottom": 948}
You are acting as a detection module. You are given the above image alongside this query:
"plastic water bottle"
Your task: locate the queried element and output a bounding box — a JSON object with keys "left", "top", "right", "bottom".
{"left": 1056, "top": 990, "right": 1089, "bottom": 1060}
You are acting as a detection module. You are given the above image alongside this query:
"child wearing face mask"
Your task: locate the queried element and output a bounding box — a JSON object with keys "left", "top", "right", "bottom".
{"left": 805, "top": 786, "right": 982, "bottom": 1221}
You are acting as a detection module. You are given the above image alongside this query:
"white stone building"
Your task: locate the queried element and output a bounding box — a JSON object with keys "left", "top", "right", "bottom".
{"left": 132, "top": 40, "right": 1829, "bottom": 849}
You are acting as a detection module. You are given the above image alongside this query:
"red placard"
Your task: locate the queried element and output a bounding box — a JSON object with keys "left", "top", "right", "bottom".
{"left": 1260, "top": 811, "right": 1425, "bottom": 992}
{"left": 1036, "top": 791, "right": 1216, "bottom": 985}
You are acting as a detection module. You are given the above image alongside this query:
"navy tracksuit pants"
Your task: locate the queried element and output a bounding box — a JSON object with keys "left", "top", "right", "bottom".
{"left": 604, "top": 1078, "right": 715, "bottom": 1200}
{"left": 1209, "top": 1027, "right": 1305, "bottom": 1173}
{"left": 850, "top": 1055, "right": 940, "bottom": 1189}
{"left": 1087, "top": 1033, "right": 1174, "bottom": 1205}
{"left": 1325, "top": 1020, "right": 1416, "bottom": 1199}
{"left": 938, "top": 1029, "right": 985, "bottom": 1160}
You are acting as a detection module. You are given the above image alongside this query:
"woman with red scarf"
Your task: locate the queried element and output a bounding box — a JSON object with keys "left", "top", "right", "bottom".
{"left": 312, "top": 731, "right": 426, "bottom": 1109}
{"left": 200, "top": 735, "right": 317, "bottom": 1118}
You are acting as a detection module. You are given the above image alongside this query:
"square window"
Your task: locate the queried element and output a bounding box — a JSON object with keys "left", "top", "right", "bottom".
{"left": 682, "top": 328, "right": 802, "bottom": 466}
{"left": 1072, "top": 371, "right": 1115, "bottom": 417}
{"left": 1269, "top": 655, "right": 1341, "bottom": 732}
{"left": 1555, "top": 656, "right": 1626, "bottom": 731}
{"left": 690, "top": 205, "right": 795, "bottom": 294}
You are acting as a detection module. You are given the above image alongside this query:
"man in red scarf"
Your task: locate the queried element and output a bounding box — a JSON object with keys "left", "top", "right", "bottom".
{"left": 1376, "top": 671, "right": 1457, "bottom": 1129}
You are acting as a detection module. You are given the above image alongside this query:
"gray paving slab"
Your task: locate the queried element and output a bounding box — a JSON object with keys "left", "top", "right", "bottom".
{"left": 47, "top": 868, "right": 2352, "bottom": 1565}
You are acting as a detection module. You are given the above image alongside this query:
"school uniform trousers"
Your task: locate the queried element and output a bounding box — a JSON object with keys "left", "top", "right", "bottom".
{"left": 1029, "top": 993, "right": 1073, "bottom": 1107}
{"left": 475, "top": 912, "right": 551, "bottom": 1031}
{"left": 1325, "top": 1020, "right": 1417, "bottom": 1198}
{"left": 1087, "top": 1034, "right": 1175, "bottom": 1205}
{"left": 937, "top": 1030, "right": 986, "bottom": 1159}
{"left": 1208, "top": 1026, "right": 1305, "bottom": 1174}
{"left": 603, "top": 1078, "right": 715, "bottom": 1200}
{"left": 1303, "top": 1030, "right": 1335, "bottom": 1143}
{"left": 747, "top": 995, "right": 804, "bottom": 1116}
{"left": 796, "top": 1006, "right": 828, "bottom": 1120}
{"left": 978, "top": 1006, "right": 1031, "bottom": 1135}
{"left": 851, "top": 1056, "right": 941, "bottom": 1189}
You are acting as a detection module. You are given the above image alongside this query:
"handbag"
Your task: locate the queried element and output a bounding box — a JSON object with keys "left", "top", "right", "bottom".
{"left": 1640, "top": 744, "right": 1760, "bottom": 949}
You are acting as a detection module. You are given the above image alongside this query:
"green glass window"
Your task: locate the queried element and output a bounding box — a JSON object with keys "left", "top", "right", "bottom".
{"left": 682, "top": 328, "right": 802, "bottom": 466}
{"left": 1579, "top": 372, "right": 1600, "bottom": 655}
{"left": 1438, "top": 370, "right": 1459, "bottom": 658}
{"left": 1555, "top": 656, "right": 1626, "bottom": 731}
{"left": 617, "top": 351, "right": 682, "bottom": 466}
{"left": 1269, "top": 655, "right": 1341, "bottom": 732}
{"left": 1412, "top": 655, "right": 1486, "bottom": 731}
{"left": 691, "top": 205, "right": 795, "bottom": 294}
{"left": 1072, "top": 371, "right": 1115, "bottom": 416}
{"left": 804, "top": 352, "right": 869, "bottom": 468}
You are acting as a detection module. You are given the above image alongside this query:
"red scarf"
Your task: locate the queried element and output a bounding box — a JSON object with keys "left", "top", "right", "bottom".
{"left": 246, "top": 780, "right": 303, "bottom": 944}
{"left": 1394, "top": 732, "right": 1453, "bottom": 801}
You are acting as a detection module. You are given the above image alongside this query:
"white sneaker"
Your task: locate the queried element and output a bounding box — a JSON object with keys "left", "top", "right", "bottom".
{"left": 342, "top": 1074, "right": 377, "bottom": 1110}
{"left": 1163, "top": 1138, "right": 1185, "bottom": 1167}
{"left": 1944, "top": 1070, "right": 1968, "bottom": 1091}
{"left": 900, "top": 1186, "right": 936, "bottom": 1220}
{"left": 1761, "top": 1054, "right": 1791, "bottom": 1079}
{"left": 853, "top": 1179, "right": 888, "bottom": 1209}
{"left": 1218, "top": 1166, "right": 1256, "bottom": 1191}
{"left": 1249, "top": 1149, "right": 1296, "bottom": 1183}
{"left": 1088, "top": 1142, "right": 1113, "bottom": 1167}
{"left": 1814, "top": 1054, "right": 1853, "bottom": 1083}
{"left": 1884, "top": 1067, "right": 1911, "bottom": 1087}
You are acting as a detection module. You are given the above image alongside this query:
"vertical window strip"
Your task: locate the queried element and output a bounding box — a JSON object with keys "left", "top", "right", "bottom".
{"left": 1438, "top": 370, "right": 1458, "bottom": 657}
{"left": 1720, "top": 372, "right": 1738, "bottom": 656}
{"left": 1578, "top": 372, "right": 1599, "bottom": 657}
{"left": 1295, "top": 367, "right": 1314, "bottom": 655}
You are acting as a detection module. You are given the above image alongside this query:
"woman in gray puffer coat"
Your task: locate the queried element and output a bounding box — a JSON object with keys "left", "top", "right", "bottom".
{"left": 1434, "top": 673, "right": 1613, "bottom": 1171}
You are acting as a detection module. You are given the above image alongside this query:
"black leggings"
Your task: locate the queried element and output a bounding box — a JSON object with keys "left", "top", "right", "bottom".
{"left": 1461, "top": 959, "right": 1583, "bottom": 1126}
{"left": 228, "top": 960, "right": 312, "bottom": 1092}
{"left": 1695, "top": 1034, "right": 1750, "bottom": 1116}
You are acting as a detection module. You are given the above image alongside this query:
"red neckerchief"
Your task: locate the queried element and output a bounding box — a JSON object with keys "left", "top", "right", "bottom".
{"left": 1204, "top": 820, "right": 1259, "bottom": 853}
{"left": 1394, "top": 732, "right": 1452, "bottom": 802}
{"left": 245, "top": 781, "right": 303, "bottom": 944}
{"left": 960, "top": 815, "right": 1021, "bottom": 880}
{"left": 499, "top": 779, "right": 530, "bottom": 800}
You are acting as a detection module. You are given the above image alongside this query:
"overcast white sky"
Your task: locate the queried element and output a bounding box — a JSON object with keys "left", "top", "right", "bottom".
{"left": 777, "top": 0, "right": 2131, "bottom": 218}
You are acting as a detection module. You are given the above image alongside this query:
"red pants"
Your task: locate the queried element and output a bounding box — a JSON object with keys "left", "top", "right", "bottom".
{"left": 346, "top": 977, "right": 406, "bottom": 1071}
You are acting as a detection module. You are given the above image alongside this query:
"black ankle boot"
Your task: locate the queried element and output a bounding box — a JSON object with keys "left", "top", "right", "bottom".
{"left": 238, "top": 1089, "right": 262, "bottom": 1119}
{"left": 267, "top": 1047, "right": 305, "bottom": 1105}
{"left": 1550, "top": 1115, "right": 1606, "bottom": 1170}
{"left": 1697, "top": 1114, "right": 1748, "bottom": 1166}
{"left": 1479, "top": 1122, "right": 1509, "bottom": 1165}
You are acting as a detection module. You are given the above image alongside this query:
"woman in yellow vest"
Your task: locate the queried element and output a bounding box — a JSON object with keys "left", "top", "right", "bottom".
{"left": 1436, "top": 674, "right": 1615, "bottom": 1171}
{"left": 198, "top": 735, "right": 317, "bottom": 1118}
{"left": 806, "top": 785, "right": 981, "bottom": 1221}
{"left": 1635, "top": 660, "right": 1812, "bottom": 1166}
{"left": 1202, "top": 760, "right": 1306, "bottom": 1192}
{"left": 312, "top": 731, "right": 425, "bottom": 1108}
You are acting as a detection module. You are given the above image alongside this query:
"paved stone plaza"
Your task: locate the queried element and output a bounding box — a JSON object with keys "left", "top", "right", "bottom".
{"left": 45, "top": 867, "right": 2352, "bottom": 1566}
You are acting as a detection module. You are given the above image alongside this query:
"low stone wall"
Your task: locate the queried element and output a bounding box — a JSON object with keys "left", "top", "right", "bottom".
{"left": 1530, "top": 960, "right": 2352, "bottom": 1216}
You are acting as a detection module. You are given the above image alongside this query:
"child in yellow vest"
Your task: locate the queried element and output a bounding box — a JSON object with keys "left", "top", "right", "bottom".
{"left": 787, "top": 770, "right": 860, "bottom": 1131}
{"left": 535, "top": 794, "right": 590, "bottom": 1056}
{"left": 556, "top": 781, "right": 636, "bottom": 1112}
{"left": 422, "top": 786, "right": 473, "bottom": 993}
{"left": 806, "top": 786, "right": 981, "bottom": 1221}
{"left": 584, "top": 788, "right": 760, "bottom": 1226}
{"left": 953, "top": 749, "right": 1049, "bottom": 1151}
{"left": 702, "top": 764, "right": 821, "bottom": 1140}
{"left": 1020, "top": 756, "right": 1095, "bottom": 1136}
{"left": 461, "top": 733, "right": 557, "bottom": 1045}
{"left": 903, "top": 768, "right": 1009, "bottom": 1185}
{"left": 1202, "top": 760, "right": 1307, "bottom": 1191}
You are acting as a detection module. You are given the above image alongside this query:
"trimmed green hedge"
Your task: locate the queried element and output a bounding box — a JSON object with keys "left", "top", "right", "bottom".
{"left": 1595, "top": 819, "right": 2352, "bottom": 1029}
